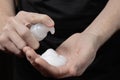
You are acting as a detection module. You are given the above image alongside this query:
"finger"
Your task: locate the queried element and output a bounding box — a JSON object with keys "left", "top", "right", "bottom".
{"left": 7, "top": 17, "right": 39, "bottom": 49}
{"left": 7, "top": 28, "right": 26, "bottom": 50}
{"left": 0, "top": 34, "right": 21, "bottom": 55}
{"left": 28, "top": 13, "right": 55, "bottom": 27}
{"left": 16, "top": 11, "right": 55, "bottom": 27}
{"left": 23, "top": 46, "right": 48, "bottom": 76}
{"left": 15, "top": 24, "right": 39, "bottom": 49}
{"left": 23, "top": 46, "right": 39, "bottom": 64}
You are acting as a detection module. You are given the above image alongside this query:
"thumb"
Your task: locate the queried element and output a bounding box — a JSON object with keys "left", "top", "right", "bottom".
{"left": 23, "top": 46, "right": 40, "bottom": 63}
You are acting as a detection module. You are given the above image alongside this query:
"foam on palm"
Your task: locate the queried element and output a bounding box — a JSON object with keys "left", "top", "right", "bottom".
{"left": 30, "top": 23, "right": 67, "bottom": 67}
{"left": 41, "top": 49, "right": 67, "bottom": 67}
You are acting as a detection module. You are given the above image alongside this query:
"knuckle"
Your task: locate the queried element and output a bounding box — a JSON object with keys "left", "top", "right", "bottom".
{"left": 2, "top": 27, "right": 14, "bottom": 37}
{"left": 74, "top": 33, "right": 81, "bottom": 37}
{"left": 3, "top": 26, "right": 13, "bottom": 32}
{"left": 0, "top": 34, "right": 8, "bottom": 43}
{"left": 20, "top": 29, "right": 29, "bottom": 38}
{"left": 3, "top": 26, "right": 9, "bottom": 32}
{"left": 7, "top": 17, "right": 15, "bottom": 24}
{"left": 18, "top": 11, "right": 27, "bottom": 16}
{"left": 16, "top": 11, "right": 28, "bottom": 21}
{"left": 30, "top": 15, "right": 36, "bottom": 22}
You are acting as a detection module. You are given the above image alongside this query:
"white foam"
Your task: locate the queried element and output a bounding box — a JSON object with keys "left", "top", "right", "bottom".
{"left": 41, "top": 49, "right": 67, "bottom": 67}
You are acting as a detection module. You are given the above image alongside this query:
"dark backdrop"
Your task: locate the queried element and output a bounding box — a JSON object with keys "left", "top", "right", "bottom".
{"left": 0, "top": 52, "right": 13, "bottom": 80}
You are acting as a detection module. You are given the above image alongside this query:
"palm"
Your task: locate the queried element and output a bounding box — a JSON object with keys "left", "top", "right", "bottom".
{"left": 55, "top": 33, "right": 97, "bottom": 77}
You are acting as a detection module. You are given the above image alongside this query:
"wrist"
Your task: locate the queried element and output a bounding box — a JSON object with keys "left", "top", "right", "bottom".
{"left": 81, "top": 30, "right": 103, "bottom": 50}
{"left": 83, "top": 22, "right": 119, "bottom": 49}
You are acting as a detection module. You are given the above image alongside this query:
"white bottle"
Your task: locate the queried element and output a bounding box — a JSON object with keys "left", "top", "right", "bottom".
{"left": 30, "top": 23, "right": 55, "bottom": 41}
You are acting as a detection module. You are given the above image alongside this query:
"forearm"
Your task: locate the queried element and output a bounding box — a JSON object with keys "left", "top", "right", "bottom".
{"left": 0, "top": 0, "right": 15, "bottom": 31}
{"left": 84, "top": 0, "right": 120, "bottom": 47}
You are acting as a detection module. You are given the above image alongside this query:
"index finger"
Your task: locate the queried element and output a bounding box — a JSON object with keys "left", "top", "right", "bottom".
{"left": 16, "top": 11, "right": 55, "bottom": 27}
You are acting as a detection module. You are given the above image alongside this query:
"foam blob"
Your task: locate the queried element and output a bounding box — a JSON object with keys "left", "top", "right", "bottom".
{"left": 41, "top": 49, "right": 67, "bottom": 67}
{"left": 30, "top": 23, "right": 55, "bottom": 41}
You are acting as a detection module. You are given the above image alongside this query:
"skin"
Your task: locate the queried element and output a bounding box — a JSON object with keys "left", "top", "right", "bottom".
{"left": 0, "top": 0, "right": 120, "bottom": 79}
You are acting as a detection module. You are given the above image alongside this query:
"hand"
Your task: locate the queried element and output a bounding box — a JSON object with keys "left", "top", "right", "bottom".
{"left": 23, "top": 32, "right": 100, "bottom": 79}
{"left": 0, "top": 11, "right": 54, "bottom": 56}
